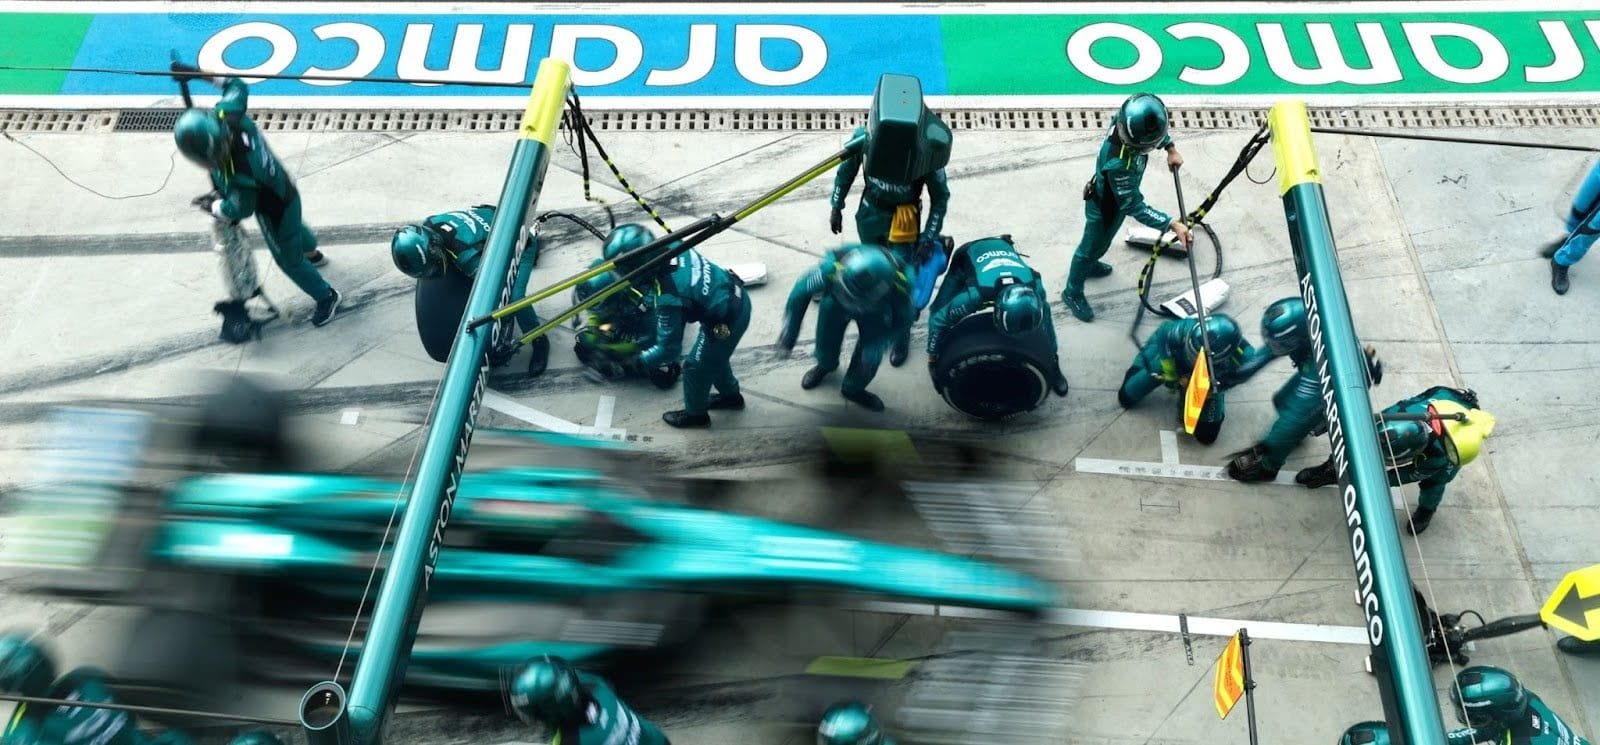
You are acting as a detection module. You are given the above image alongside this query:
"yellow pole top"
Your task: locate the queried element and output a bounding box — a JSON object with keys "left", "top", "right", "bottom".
{"left": 1267, "top": 100, "right": 1321, "bottom": 196}
{"left": 520, "top": 58, "right": 571, "bottom": 145}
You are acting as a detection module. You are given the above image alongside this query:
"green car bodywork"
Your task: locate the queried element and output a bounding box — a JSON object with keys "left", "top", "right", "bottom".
{"left": 4, "top": 413, "right": 1057, "bottom": 693}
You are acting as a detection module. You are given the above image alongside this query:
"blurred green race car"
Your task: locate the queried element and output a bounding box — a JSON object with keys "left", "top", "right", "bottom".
{"left": 0, "top": 393, "right": 1055, "bottom": 712}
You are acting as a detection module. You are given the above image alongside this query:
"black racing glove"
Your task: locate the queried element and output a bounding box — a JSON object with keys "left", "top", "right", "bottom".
{"left": 648, "top": 362, "right": 682, "bottom": 390}
{"left": 170, "top": 59, "right": 201, "bottom": 83}
{"left": 192, "top": 191, "right": 220, "bottom": 216}
{"left": 1364, "top": 345, "right": 1384, "bottom": 386}
{"left": 829, "top": 208, "right": 843, "bottom": 235}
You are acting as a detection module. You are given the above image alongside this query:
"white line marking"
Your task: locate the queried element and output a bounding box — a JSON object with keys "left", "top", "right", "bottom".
{"left": 1074, "top": 457, "right": 1306, "bottom": 486}
{"left": 483, "top": 392, "right": 626, "bottom": 439}
{"left": 594, "top": 396, "right": 616, "bottom": 430}
{"left": 340, "top": 409, "right": 360, "bottom": 426}
{"left": 1159, "top": 430, "right": 1179, "bottom": 465}
{"left": 853, "top": 601, "right": 1369, "bottom": 646}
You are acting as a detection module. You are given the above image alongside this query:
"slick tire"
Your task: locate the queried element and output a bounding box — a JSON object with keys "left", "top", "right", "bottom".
{"left": 112, "top": 609, "right": 240, "bottom": 725}
{"left": 931, "top": 312, "right": 1054, "bottom": 421}
{"left": 193, "top": 375, "right": 287, "bottom": 471}
{"left": 415, "top": 264, "right": 474, "bottom": 363}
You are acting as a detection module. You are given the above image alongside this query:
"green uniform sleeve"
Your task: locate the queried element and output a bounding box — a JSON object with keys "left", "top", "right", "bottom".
{"left": 1232, "top": 344, "right": 1278, "bottom": 382}
{"left": 1216, "top": 338, "right": 1264, "bottom": 390}
{"left": 920, "top": 168, "right": 950, "bottom": 241}
{"left": 215, "top": 77, "right": 249, "bottom": 124}
{"left": 638, "top": 290, "right": 686, "bottom": 368}
{"left": 927, "top": 286, "right": 983, "bottom": 357}
{"left": 217, "top": 170, "right": 257, "bottom": 221}
{"left": 830, "top": 128, "right": 866, "bottom": 210}
{"left": 1105, "top": 164, "right": 1172, "bottom": 230}
{"left": 781, "top": 265, "right": 828, "bottom": 343}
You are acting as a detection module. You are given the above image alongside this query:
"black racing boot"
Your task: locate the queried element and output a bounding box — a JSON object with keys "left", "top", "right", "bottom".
{"left": 1541, "top": 238, "right": 1565, "bottom": 259}
{"left": 312, "top": 288, "right": 342, "bottom": 327}
{"left": 305, "top": 250, "right": 328, "bottom": 268}
{"left": 707, "top": 392, "right": 746, "bottom": 410}
{"left": 1051, "top": 372, "right": 1070, "bottom": 398}
{"left": 1552, "top": 259, "right": 1571, "bottom": 295}
{"left": 1295, "top": 458, "right": 1339, "bottom": 489}
{"left": 1558, "top": 636, "right": 1600, "bottom": 657}
{"left": 1061, "top": 291, "right": 1094, "bottom": 322}
{"left": 1226, "top": 445, "right": 1280, "bottom": 483}
{"left": 526, "top": 335, "right": 550, "bottom": 377}
{"left": 1088, "top": 261, "right": 1114, "bottom": 278}
{"left": 890, "top": 335, "right": 910, "bottom": 367}
{"left": 663, "top": 410, "right": 711, "bottom": 428}
{"left": 842, "top": 389, "right": 885, "bottom": 412}
{"left": 1404, "top": 506, "right": 1436, "bottom": 535}
{"left": 801, "top": 366, "right": 834, "bottom": 390}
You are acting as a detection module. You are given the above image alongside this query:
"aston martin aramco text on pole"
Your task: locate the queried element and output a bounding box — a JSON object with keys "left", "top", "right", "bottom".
{"left": 5, "top": 4, "right": 1600, "bottom": 106}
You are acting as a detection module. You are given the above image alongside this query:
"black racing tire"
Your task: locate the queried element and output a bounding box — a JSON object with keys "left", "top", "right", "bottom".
{"left": 192, "top": 375, "right": 287, "bottom": 471}
{"left": 931, "top": 312, "right": 1056, "bottom": 421}
{"left": 112, "top": 609, "right": 240, "bottom": 725}
{"left": 415, "top": 264, "right": 474, "bottom": 363}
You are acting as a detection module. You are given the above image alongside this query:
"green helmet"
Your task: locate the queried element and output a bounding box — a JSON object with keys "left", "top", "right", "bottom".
{"left": 1377, "top": 418, "right": 1432, "bottom": 463}
{"left": 817, "top": 702, "right": 883, "bottom": 745}
{"left": 0, "top": 633, "right": 56, "bottom": 698}
{"left": 509, "top": 656, "right": 586, "bottom": 727}
{"left": 174, "top": 108, "right": 229, "bottom": 168}
{"left": 603, "top": 223, "right": 658, "bottom": 263}
{"left": 1261, "top": 297, "right": 1310, "bottom": 356}
{"left": 1451, "top": 666, "right": 1528, "bottom": 726}
{"left": 1337, "top": 722, "right": 1390, "bottom": 745}
{"left": 391, "top": 224, "right": 445, "bottom": 279}
{"left": 834, "top": 245, "right": 897, "bottom": 313}
{"left": 994, "top": 283, "right": 1044, "bottom": 335}
{"left": 228, "top": 732, "right": 285, "bottom": 745}
{"left": 1114, "top": 93, "right": 1170, "bottom": 152}
{"left": 1183, "top": 314, "right": 1242, "bottom": 362}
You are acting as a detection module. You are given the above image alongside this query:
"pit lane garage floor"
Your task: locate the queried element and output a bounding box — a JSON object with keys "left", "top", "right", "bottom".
{"left": 0, "top": 117, "right": 1597, "bottom": 744}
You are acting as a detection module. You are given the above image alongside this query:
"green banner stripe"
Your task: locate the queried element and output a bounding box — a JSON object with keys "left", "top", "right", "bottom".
{"left": 940, "top": 12, "right": 1600, "bottom": 95}
{"left": 0, "top": 13, "right": 94, "bottom": 95}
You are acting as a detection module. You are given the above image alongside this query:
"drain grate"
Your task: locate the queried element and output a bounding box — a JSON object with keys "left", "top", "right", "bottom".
{"left": 3, "top": 104, "right": 1600, "bottom": 135}
{"left": 111, "top": 109, "right": 183, "bottom": 133}
{"left": 0, "top": 110, "right": 115, "bottom": 133}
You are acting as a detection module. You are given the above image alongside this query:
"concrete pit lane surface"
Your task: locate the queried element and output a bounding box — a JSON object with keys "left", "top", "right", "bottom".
{"left": 0, "top": 114, "right": 1597, "bottom": 744}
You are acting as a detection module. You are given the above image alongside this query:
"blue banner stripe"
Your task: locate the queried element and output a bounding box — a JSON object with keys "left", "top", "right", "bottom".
{"left": 64, "top": 13, "right": 947, "bottom": 97}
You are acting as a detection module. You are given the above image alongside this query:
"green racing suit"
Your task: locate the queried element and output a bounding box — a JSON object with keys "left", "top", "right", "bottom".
{"left": 3, "top": 668, "right": 192, "bottom": 745}
{"left": 423, "top": 205, "right": 540, "bottom": 335}
{"left": 1065, "top": 116, "right": 1175, "bottom": 297}
{"left": 636, "top": 248, "right": 751, "bottom": 416}
{"left": 781, "top": 248, "right": 914, "bottom": 396}
{"left": 204, "top": 78, "right": 332, "bottom": 303}
{"left": 1120, "top": 316, "right": 1264, "bottom": 444}
{"left": 1445, "top": 691, "right": 1591, "bottom": 745}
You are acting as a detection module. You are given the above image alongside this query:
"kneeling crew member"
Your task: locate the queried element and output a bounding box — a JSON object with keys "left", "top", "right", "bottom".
{"left": 0, "top": 634, "right": 192, "bottom": 745}
{"left": 778, "top": 244, "right": 914, "bottom": 413}
{"left": 925, "top": 235, "right": 1069, "bottom": 396}
{"left": 817, "top": 702, "right": 895, "bottom": 745}
{"left": 1295, "top": 386, "right": 1495, "bottom": 535}
{"left": 509, "top": 656, "right": 670, "bottom": 745}
{"left": 1334, "top": 665, "right": 1592, "bottom": 745}
{"left": 572, "top": 259, "right": 678, "bottom": 388}
{"left": 1119, "top": 314, "right": 1263, "bottom": 444}
{"left": 391, "top": 204, "right": 548, "bottom": 376}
